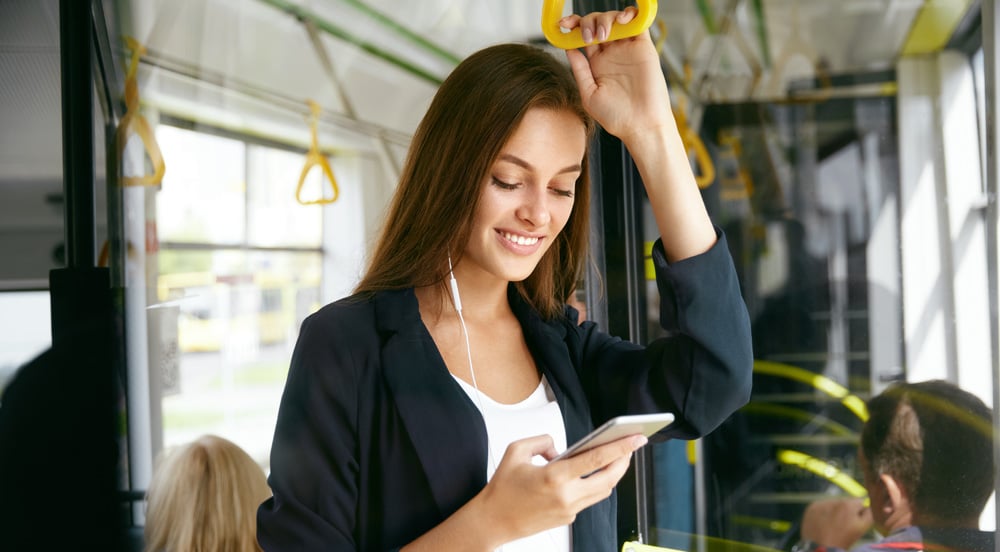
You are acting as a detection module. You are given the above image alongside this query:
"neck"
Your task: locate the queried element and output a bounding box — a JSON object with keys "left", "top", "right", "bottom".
{"left": 415, "top": 277, "right": 510, "bottom": 325}
{"left": 879, "top": 506, "right": 914, "bottom": 536}
{"left": 912, "top": 512, "right": 982, "bottom": 530}
{"left": 446, "top": 263, "right": 512, "bottom": 319}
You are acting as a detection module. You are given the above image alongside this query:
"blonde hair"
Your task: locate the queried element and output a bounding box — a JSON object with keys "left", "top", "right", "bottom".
{"left": 144, "top": 435, "right": 271, "bottom": 552}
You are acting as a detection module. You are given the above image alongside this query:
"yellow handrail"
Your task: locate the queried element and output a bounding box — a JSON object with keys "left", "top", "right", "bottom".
{"left": 116, "top": 37, "right": 166, "bottom": 187}
{"left": 777, "top": 449, "right": 869, "bottom": 502}
{"left": 296, "top": 100, "right": 340, "bottom": 205}
{"left": 754, "top": 360, "right": 869, "bottom": 421}
{"left": 541, "top": 0, "right": 658, "bottom": 50}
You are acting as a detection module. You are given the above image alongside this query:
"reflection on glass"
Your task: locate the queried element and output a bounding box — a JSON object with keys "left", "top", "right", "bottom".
{"left": 157, "top": 250, "right": 321, "bottom": 467}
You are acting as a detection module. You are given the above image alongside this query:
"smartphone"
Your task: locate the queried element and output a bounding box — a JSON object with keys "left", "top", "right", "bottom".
{"left": 552, "top": 412, "right": 675, "bottom": 461}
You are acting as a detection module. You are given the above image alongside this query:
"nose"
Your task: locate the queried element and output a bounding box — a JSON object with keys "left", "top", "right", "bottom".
{"left": 516, "top": 189, "right": 551, "bottom": 227}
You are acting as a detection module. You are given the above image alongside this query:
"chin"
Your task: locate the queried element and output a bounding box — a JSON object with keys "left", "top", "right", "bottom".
{"left": 497, "top": 263, "right": 538, "bottom": 283}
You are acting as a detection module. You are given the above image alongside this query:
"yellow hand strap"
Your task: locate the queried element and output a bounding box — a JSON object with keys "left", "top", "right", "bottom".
{"left": 541, "top": 0, "right": 658, "bottom": 50}
{"left": 673, "top": 95, "right": 715, "bottom": 189}
{"left": 115, "top": 36, "right": 165, "bottom": 187}
{"left": 296, "top": 100, "right": 340, "bottom": 205}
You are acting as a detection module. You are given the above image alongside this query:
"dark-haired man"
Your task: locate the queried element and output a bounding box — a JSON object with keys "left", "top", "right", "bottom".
{"left": 796, "top": 380, "right": 996, "bottom": 552}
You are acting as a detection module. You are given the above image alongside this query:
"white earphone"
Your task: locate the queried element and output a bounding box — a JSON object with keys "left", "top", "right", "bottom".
{"left": 448, "top": 255, "right": 462, "bottom": 313}
{"left": 446, "top": 255, "right": 560, "bottom": 550}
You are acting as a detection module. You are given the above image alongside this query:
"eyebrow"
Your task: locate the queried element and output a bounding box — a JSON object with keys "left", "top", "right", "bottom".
{"left": 498, "top": 153, "right": 581, "bottom": 175}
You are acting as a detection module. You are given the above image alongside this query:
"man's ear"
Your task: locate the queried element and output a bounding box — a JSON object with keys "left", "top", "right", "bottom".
{"left": 879, "top": 473, "right": 907, "bottom": 511}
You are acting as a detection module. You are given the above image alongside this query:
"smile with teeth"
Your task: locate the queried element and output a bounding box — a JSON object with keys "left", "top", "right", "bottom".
{"left": 500, "top": 231, "right": 539, "bottom": 246}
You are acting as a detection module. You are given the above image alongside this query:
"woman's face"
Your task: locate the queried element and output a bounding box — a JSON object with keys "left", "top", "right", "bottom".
{"left": 461, "top": 107, "right": 586, "bottom": 285}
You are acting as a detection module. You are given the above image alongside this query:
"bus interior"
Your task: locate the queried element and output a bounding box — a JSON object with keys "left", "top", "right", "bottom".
{"left": 1, "top": 0, "right": 998, "bottom": 550}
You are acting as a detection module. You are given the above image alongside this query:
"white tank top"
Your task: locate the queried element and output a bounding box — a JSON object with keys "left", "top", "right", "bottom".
{"left": 452, "top": 374, "right": 571, "bottom": 551}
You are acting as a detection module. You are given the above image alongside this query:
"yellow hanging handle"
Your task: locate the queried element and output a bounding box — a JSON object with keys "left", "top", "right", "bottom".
{"left": 673, "top": 96, "right": 715, "bottom": 189}
{"left": 296, "top": 100, "right": 340, "bottom": 205}
{"left": 116, "top": 37, "right": 166, "bottom": 187}
{"left": 541, "top": 0, "right": 658, "bottom": 50}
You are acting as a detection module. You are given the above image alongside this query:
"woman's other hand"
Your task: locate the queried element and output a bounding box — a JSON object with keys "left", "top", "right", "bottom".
{"left": 560, "top": 8, "right": 673, "bottom": 146}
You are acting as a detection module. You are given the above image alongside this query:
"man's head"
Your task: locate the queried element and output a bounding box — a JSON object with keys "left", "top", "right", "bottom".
{"left": 860, "top": 380, "right": 995, "bottom": 533}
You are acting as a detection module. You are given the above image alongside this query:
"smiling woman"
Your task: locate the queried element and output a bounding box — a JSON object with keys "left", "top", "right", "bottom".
{"left": 257, "top": 8, "right": 752, "bottom": 552}
{"left": 462, "top": 108, "right": 585, "bottom": 286}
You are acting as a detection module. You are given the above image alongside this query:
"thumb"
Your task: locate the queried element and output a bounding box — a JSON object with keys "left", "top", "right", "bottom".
{"left": 565, "top": 49, "right": 596, "bottom": 99}
{"left": 503, "top": 434, "right": 557, "bottom": 463}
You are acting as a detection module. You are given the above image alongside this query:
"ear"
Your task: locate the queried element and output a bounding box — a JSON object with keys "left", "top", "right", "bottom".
{"left": 879, "top": 473, "right": 907, "bottom": 511}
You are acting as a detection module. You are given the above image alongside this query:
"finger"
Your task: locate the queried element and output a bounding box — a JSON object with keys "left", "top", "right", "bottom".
{"left": 571, "top": 454, "right": 632, "bottom": 506}
{"left": 617, "top": 6, "right": 638, "bottom": 24}
{"left": 563, "top": 435, "right": 645, "bottom": 478}
{"left": 503, "top": 434, "right": 557, "bottom": 462}
{"left": 858, "top": 504, "right": 874, "bottom": 524}
{"left": 578, "top": 11, "right": 620, "bottom": 43}
{"left": 565, "top": 48, "right": 596, "bottom": 96}
{"left": 558, "top": 14, "right": 581, "bottom": 30}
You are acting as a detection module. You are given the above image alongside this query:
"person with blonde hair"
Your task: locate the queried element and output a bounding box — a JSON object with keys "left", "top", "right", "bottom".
{"left": 145, "top": 434, "right": 271, "bottom": 552}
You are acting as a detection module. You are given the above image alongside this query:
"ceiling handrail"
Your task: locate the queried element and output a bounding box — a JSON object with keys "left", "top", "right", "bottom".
{"left": 334, "top": 0, "right": 461, "bottom": 65}
{"left": 258, "top": 0, "right": 444, "bottom": 86}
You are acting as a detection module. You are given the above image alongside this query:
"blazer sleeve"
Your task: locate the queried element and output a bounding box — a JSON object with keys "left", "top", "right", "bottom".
{"left": 573, "top": 228, "right": 753, "bottom": 440}
{"left": 257, "top": 307, "right": 363, "bottom": 550}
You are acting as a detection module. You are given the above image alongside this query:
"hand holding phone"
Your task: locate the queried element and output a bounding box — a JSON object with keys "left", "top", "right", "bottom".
{"left": 552, "top": 413, "right": 674, "bottom": 461}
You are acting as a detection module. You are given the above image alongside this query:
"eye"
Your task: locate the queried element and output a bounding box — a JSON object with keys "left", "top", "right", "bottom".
{"left": 491, "top": 176, "right": 519, "bottom": 190}
{"left": 551, "top": 187, "right": 574, "bottom": 198}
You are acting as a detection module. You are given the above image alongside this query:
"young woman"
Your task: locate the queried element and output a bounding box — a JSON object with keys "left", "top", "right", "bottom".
{"left": 258, "top": 8, "right": 753, "bottom": 551}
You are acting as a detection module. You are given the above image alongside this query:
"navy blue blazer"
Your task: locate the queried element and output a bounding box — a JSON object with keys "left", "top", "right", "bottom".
{"left": 258, "top": 232, "right": 753, "bottom": 551}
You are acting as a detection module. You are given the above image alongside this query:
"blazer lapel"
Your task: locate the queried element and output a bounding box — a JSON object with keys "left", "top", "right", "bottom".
{"left": 507, "top": 288, "right": 612, "bottom": 547}
{"left": 375, "top": 289, "right": 488, "bottom": 517}
{"left": 507, "top": 287, "right": 592, "bottom": 450}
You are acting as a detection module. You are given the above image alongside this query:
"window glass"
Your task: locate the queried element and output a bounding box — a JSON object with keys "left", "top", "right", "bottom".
{"left": 152, "top": 123, "right": 325, "bottom": 466}
{"left": 0, "top": 291, "right": 51, "bottom": 393}
{"left": 157, "top": 249, "right": 321, "bottom": 465}
{"left": 247, "top": 145, "right": 323, "bottom": 248}
{"left": 155, "top": 126, "right": 246, "bottom": 245}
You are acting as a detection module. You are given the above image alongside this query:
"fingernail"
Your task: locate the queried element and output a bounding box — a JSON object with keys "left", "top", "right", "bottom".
{"left": 633, "top": 436, "right": 648, "bottom": 449}
{"left": 597, "top": 25, "right": 608, "bottom": 42}
{"left": 582, "top": 27, "right": 593, "bottom": 43}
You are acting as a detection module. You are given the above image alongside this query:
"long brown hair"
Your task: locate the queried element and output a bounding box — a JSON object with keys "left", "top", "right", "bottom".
{"left": 354, "top": 43, "right": 594, "bottom": 319}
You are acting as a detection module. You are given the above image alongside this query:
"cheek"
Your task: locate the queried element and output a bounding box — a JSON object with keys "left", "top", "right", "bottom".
{"left": 552, "top": 201, "right": 576, "bottom": 233}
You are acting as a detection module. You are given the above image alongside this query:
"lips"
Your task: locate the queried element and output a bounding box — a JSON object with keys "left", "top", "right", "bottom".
{"left": 496, "top": 229, "right": 544, "bottom": 254}
{"left": 500, "top": 231, "right": 539, "bottom": 246}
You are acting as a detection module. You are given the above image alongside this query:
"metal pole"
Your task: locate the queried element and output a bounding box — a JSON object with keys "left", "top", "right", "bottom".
{"left": 980, "top": 2, "right": 1000, "bottom": 549}
{"left": 620, "top": 142, "right": 652, "bottom": 543}
{"left": 60, "top": 0, "right": 96, "bottom": 270}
